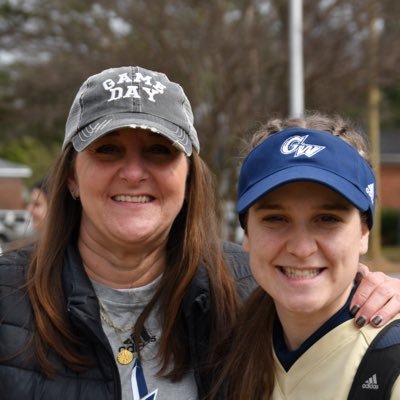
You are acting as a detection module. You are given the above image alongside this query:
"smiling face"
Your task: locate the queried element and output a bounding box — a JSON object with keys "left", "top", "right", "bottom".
{"left": 68, "top": 128, "right": 189, "bottom": 252}
{"left": 243, "top": 181, "right": 370, "bottom": 324}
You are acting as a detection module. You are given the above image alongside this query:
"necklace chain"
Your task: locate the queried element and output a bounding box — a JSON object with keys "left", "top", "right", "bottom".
{"left": 82, "top": 260, "right": 134, "bottom": 336}
{"left": 97, "top": 297, "right": 136, "bottom": 365}
{"left": 98, "top": 298, "right": 133, "bottom": 334}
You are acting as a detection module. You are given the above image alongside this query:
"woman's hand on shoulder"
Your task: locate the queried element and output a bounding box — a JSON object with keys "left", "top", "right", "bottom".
{"left": 350, "top": 264, "right": 400, "bottom": 328}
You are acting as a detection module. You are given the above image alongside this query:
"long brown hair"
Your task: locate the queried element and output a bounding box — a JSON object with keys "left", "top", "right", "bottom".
{"left": 26, "top": 144, "right": 239, "bottom": 378}
{"left": 208, "top": 287, "right": 276, "bottom": 400}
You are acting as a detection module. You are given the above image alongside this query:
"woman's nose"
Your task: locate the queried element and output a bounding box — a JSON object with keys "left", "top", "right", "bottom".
{"left": 285, "top": 226, "right": 318, "bottom": 259}
{"left": 119, "top": 153, "right": 148, "bottom": 182}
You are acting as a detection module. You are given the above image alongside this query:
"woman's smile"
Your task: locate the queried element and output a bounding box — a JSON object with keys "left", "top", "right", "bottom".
{"left": 112, "top": 194, "right": 153, "bottom": 203}
{"left": 69, "top": 128, "right": 189, "bottom": 249}
{"left": 244, "top": 181, "right": 369, "bottom": 323}
{"left": 278, "top": 266, "right": 325, "bottom": 279}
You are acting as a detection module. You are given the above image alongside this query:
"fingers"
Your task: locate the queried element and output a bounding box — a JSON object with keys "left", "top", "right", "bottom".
{"left": 354, "top": 263, "right": 369, "bottom": 284}
{"left": 350, "top": 270, "right": 400, "bottom": 328}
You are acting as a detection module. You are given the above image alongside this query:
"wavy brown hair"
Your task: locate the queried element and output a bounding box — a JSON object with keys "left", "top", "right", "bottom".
{"left": 26, "top": 144, "right": 239, "bottom": 379}
{"left": 210, "top": 111, "right": 371, "bottom": 399}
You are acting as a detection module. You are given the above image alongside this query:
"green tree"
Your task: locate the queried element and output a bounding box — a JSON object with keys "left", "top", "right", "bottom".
{"left": 0, "top": 136, "right": 58, "bottom": 186}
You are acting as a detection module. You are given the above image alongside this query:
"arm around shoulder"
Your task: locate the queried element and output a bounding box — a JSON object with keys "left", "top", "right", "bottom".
{"left": 221, "top": 240, "right": 257, "bottom": 301}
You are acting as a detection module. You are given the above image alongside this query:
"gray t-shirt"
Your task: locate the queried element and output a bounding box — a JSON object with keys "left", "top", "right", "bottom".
{"left": 92, "top": 278, "right": 198, "bottom": 400}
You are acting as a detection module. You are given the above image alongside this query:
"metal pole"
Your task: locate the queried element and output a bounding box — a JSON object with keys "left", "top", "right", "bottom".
{"left": 289, "top": 0, "right": 304, "bottom": 117}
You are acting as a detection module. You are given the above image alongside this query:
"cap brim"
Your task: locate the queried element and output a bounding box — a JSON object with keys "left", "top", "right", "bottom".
{"left": 237, "top": 166, "right": 371, "bottom": 214}
{"left": 71, "top": 113, "right": 193, "bottom": 156}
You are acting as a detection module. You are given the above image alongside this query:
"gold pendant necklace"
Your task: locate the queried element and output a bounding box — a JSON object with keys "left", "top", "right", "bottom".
{"left": 117, "top": 348, "right": 134, "bottom": 365}
{"left": 98, "top": 298, "right": 135, "bottom": 365}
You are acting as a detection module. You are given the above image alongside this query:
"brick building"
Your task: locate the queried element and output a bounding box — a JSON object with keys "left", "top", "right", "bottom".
{"left": 0, "top": 158, "right": 32, "bottom": 209}
{"left": 380, "top": 131, "right": 400, "bottom": 210}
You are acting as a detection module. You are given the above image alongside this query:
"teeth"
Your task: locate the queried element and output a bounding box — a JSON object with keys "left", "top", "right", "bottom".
{"left": 113, "top": 195, "right": 152, "bottom": 203}
{"left": 281, "top": 267, "right": 320, "bottom": 279}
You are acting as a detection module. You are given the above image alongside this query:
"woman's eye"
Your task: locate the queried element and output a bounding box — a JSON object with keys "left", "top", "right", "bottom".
{"left": 95, "top": 144, "right": 120, "bottom": 154}
{"left": 263, "top": 215, "right": 286, "bottom": 223}
{"left": 317, "top": 214, "right": 340, "bottom": 223}
{"left": 147, "top": 144, "right": 172, "bottom": 154}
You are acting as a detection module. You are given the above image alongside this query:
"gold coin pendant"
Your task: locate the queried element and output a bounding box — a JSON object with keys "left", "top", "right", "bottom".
{"left": 117, "top": 349, "right": 134, "bottom": 365}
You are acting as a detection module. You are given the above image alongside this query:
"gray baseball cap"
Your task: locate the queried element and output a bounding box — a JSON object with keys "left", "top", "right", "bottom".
{"left": 63, "top": 66, "right": 199, "bottom": 156}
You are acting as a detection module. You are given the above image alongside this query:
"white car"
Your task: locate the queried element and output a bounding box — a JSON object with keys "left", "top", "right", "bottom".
{"left": 0, "top": 210, "right": 33, "bottom": 250}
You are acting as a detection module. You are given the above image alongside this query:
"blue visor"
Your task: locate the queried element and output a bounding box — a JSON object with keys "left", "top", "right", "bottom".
{"left": 237, "top": 128, "right": 376, "bottom": 229}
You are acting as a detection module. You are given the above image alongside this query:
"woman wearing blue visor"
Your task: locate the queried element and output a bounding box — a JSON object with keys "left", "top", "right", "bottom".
{"left": 212, "top": 113, "right": 400, "bottom": 400}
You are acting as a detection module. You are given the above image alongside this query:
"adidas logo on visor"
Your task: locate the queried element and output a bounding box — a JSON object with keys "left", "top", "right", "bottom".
{"left": 366, "top": 183, "right": 375, "bottom": 204}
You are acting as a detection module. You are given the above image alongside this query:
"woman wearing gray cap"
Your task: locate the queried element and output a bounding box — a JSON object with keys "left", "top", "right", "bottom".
{"left": 0, "top": 70, "right": 399, "bottom": 400}
{"left": 0, "top": 66, "right": 248, "bottom": 400}
{"left": 211, "top": 113, "right": 400, "bottom": 400}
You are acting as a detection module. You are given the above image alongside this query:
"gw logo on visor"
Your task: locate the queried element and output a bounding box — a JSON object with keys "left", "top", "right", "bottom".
{"left": 281, "top": 135, "right": 326, "bottom": 158}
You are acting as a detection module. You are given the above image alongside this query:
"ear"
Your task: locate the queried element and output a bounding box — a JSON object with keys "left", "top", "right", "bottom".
{"left": 67, "top": 170, "right": 78, "bottom": 197}
{"left": 359, "top": 223, "right": 370, "bottom": 255}
{"left": 242, "top": 233, "right": 250, "bottom": 252}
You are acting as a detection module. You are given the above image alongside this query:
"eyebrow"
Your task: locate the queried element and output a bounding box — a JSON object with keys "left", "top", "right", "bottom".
{"left": 254, "top": 201, "right": 352, "bottom": 211}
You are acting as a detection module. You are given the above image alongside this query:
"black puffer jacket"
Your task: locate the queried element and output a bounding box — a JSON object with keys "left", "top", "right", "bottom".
{"left": 0, "top": 241, "right": 255, "bottom": 400}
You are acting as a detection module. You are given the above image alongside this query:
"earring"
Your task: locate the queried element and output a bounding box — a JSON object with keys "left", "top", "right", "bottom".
{"left": 70, "top": 191, "right": 79, "bottom": 200}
